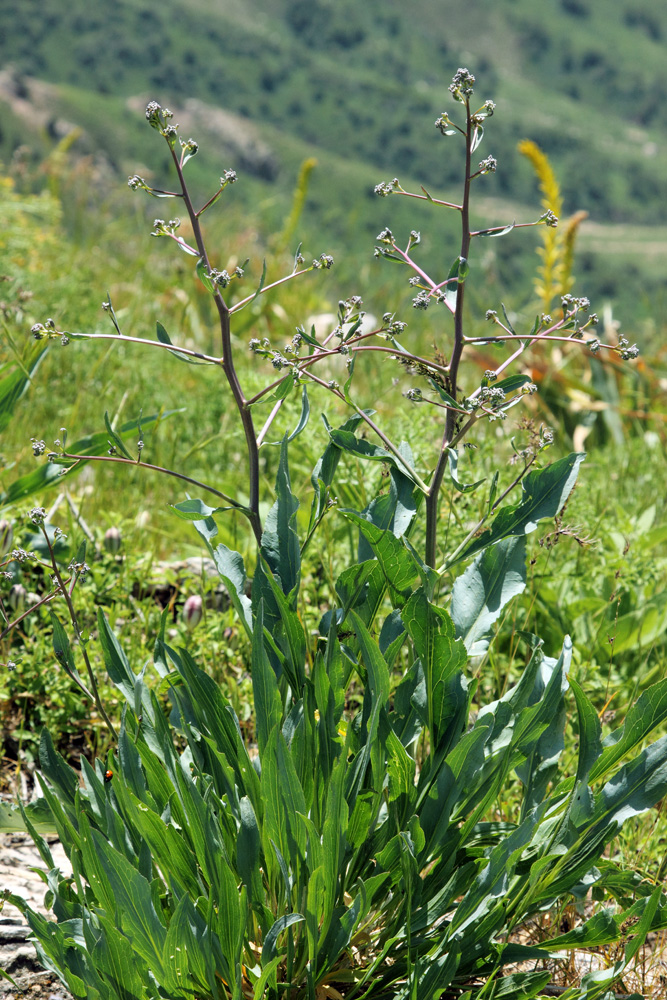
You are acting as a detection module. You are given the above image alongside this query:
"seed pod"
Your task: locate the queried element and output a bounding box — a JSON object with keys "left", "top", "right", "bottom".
{"left": 104, "top": 527, "right": 122, "bottom": 554}
{"left": 182, "top": 594, "right": 203, "bottom": 631}
{"left": 0, "top": 521, "right": 13, "bottom": 557}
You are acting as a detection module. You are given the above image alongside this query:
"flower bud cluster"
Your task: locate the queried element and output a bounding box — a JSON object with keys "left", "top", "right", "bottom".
{"left": 312, "top": 254, "right": 334, "bottom": 270}
{"left": 404, "top": 387, "right": 423, "bottom": 401}
{"left": 412, "top": 291, "right": 431, "bottom": 310}
{"left": 471, "top": 101, "right": 496, "bottom": 125}
{"left": 337, "top": 296, "right": 364, "bottom": 327}
{"left": 145, "top": 102, "right": 178, "bottom": 144}
{"left": 449, "top": 67, "right": 475, "bottom": 100}
{"left": 540, "top": 210, "right": 559, "bottom": 228}
{"left": 205, "top": 260, "right": 246, "bottom": 288}
{"left": 562, "top": 294, "right": 590, "bottom": 312}
{"left": 374, "top": 178, "right": 400, "bottom": 197}
{"left": 180, "top": 137, "right": 199, "bottom": 158}
{"left": 383, "top": 317, "right": 407, "bottom": 337}
{"left": 28, "top": 507, "right": 46, "bottom": 525}
{"left": 220, "top": 169, "right": 238, "bottom": 187}
{"left": 127, "top": 174, "right": 149, "bottom": 192}
{"left": 478, "top": 156, "right": 497, "bottom": 174}
{"left": 480, "top": 386, "right": 506, "bottom": 405}
{"left": 617, "top": 337, "right": 639, "bottom": 361}
{"left": 31, "top": 317, "right": 67, "bottom": 343}
{"left": 151, "top": 218, "right": 181, "bottom": 238}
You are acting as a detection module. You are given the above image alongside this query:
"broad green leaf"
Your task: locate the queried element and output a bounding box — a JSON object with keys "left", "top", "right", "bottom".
{"left": 169, "top": 497, "right": 240, "bottom": 519}
{"left": 385, "top": 727, "right": 416, "bottom": 804}
{"left": 261, "top": 726, "right": 308, "bottom": 870}
{"left": 252, "top": 601, "right": 283, "bottom": 755}
{"left": 309, "top": 412, "right": 366, "bottom": 530}
{"left": 39, "top": 729, "right": 79, "bottom": 806}
{"left": 327, "top": 428, "right": 419, "bottom": 486}
{"left": 169, "top": 646, "right": 259, "bottom": 802}
{"left": 89, "top": 827, "right": 167, "bottom": 980}
{"left": 255, "top": 436, "right": 300, "bottom": 597}
{"left": 81, "top": 913, "right": 146, "bottom": 1000}
{"left": 515, "top": 640, "right": 570, "bottom": 812}
{"left": 443, "top": 255, "right": 464, "bottom": 312}
{"left": 196, "top": 256, "right": 216, "bottom": 293}
{"left": 453, "top": 453, "right": 585, "bottom": 565}
{"left": 262, "top": 913, "right": 305, "bottom": 964}
{"left": 347, "top": 611, "right": 390, "bottom": 708}
{"left": 588, "top": 732, "right": 667, "bottom": 833}
{"left": 547, "top": 678, "right": 667, "bottom": 815}
{"left": 450, "top": 536, "right": 526, "bottom": 655}
{"left": 571, "top": 678, "right": 603, "bottom": 787}
{"left": 340, "top": 511, "right": 420, "bottom": 602}
{"left": 237, "top": 796, "right": 265, "bottom": 916}
{"left": 448, "top": 447, "right": 486, "bottom": 493}
{"left": 162, "top": 895, "right": 211, "bottom": 995}
{"left": 264, "top": 385, "right": 311, "bottom": 445}
{"left": 118, "top": 787, "right": 201, "bottom": 898}
{"left": 258, "top": 558, "right": 307, "bottom": 694}
{"left": 104, "top": 410, "right": 133, "bottom": 459}
{"left": 191, "top": 516, "right": 252, "bottom": 634}
{"left": 97, "top": 609, "right": 152, "bottom": 721}
{"left": 49, "top": 610, "right": 89, "bottom": 693}
{"left": 494, "top": 373, "right": 533, "bottom": 394}
{"left": 402, "top": 592, "right": 468, "bottom": 753}
{"left": 489, "top": 971, "right": 551, "bottom": 998}
{"left": 427, "top": 378, "right": 469, "bottom": 413}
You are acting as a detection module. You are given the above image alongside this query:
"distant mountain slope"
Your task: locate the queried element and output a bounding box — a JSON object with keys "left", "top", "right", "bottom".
{"left": 2, "top": 0, "right": 666, "bottom": 222}
{"left": 1, "top": 0, "right": 666, "bottom": 322}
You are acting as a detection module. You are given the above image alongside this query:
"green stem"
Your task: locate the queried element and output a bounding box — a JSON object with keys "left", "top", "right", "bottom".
{"left": 424, "top": 98, "right": 473, "bottom": 568}
{"left": 60, "top": 453, "right": 248, "bottom": 512}
{"left": 169, "top": 145, "right": 263, "bottom": 546}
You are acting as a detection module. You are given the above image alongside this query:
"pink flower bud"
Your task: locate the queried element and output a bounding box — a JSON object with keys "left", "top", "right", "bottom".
{"left": 182, "top": 594, "right": 203, "bottom": 630}
{"left": 0, "top": 520, "right": 13, "bottom": 557}
{"left": 8, "top": 583, "right": 26, "bottom": 613}
{"left": 104, "top": 527, "right": 122, "bottom": 553}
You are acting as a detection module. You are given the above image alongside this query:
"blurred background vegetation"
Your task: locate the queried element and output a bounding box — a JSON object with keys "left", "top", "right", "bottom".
{"left": 0, "top": 0, "right": 666, "bottom": 800}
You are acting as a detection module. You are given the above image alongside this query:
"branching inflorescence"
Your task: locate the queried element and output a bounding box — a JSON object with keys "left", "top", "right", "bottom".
{"left": 28, "top": 71, "right": 638, "bottom": 573}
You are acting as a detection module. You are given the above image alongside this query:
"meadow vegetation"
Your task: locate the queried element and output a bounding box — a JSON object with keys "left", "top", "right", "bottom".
{"left": 0, "top": 54, "right": 666, "bottom": 1000}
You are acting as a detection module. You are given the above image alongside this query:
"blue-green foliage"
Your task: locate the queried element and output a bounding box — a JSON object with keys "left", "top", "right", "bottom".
{"left": 4, "top": 448, "right": 667, "bottom": 1000}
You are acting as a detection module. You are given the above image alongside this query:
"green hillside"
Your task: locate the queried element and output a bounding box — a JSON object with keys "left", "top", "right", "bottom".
{"left": 1, "top": 0, "right": 666, "bottom": 324}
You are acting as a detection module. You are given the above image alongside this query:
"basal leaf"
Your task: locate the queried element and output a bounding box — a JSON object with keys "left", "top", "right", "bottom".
{"left": 450, "top": 536, "right": 526, "bottom": 655}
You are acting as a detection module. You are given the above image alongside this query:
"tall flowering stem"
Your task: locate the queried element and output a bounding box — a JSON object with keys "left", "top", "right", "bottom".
{"left": 424, "top": 91, "right": 474, "bottom": 568}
